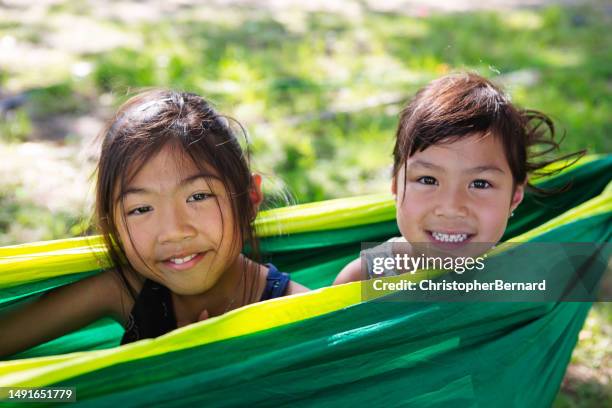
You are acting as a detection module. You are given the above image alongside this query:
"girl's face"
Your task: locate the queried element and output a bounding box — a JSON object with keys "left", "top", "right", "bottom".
{"left": 113, "top": 145, "right": 257, "bottom": 296}
{"left": 393, "top": 134, "right": 524, "bottom": 252}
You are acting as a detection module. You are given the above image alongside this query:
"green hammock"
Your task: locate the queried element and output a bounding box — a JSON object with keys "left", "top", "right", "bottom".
{"left": 0, "top": 155, "right": 610, "bottom": 407}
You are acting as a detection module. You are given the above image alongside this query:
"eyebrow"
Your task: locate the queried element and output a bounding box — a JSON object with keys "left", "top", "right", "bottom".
{"left": 466, "top": 165, "right": 505, "bottom": 174}
{"left": 409, "top": 160, "right": 505, "bottom": 174}
{"left": 117, "top": 172, "right": 220, "bottom": 204}
{"left": 409, "top": 160, "right": 444, "bottom": 171}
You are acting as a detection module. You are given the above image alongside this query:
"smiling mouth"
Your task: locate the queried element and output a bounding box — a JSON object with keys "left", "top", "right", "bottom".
{"left": 427, "top": 231, "right": 475, "bottom": 244}
{"left": 168, "top": 254, "right": 198, "bottom": 265}
{"left": 162, "top": 252, "right": 206, "bottom": 270}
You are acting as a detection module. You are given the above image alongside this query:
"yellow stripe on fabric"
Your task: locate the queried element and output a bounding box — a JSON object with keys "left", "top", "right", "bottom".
{"left": 255, "top": 193, "right": 395, "bottom": 237}
{"left": 0, "top": 236, "right": 105, "bottom": 257}
{"left": 0, "top": 246, "right": 109, "bottom": 289}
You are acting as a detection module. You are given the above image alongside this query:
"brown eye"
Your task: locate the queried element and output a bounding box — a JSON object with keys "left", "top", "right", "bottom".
{"left": 470, "top": 179, "right": 491, "bottom": 189}
{"left": 187, "top": 192, "right": 213, "bottom": 202}
{"left": 417, "top": 176, "right": 438, "bottom": 186}
{"left": 128, "top": 206, "right": 152, "bottom": 216}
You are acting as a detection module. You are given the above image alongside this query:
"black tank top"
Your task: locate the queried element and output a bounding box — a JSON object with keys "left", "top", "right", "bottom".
{"left": 120, "top": 264, "right": 290, "bottom": 344}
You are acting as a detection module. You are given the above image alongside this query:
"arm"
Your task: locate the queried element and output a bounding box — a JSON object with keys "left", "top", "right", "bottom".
{"left": 285, "top": 280, "right": 310, "bottom": 295}
{"left": 0, "top": 270, "right": 129, "bottom": 358}
{"left": 332, "top": 258, "right": 366, "bottom": 285}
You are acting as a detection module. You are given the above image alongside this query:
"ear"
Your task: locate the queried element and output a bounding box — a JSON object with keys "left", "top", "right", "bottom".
{"left": 249, "top": 173, "right": 263, "bottom": 212}
{"left": 510, "top": 182, "right": 525, "bottom": 214}
{"left": 391, "top": 175, "right": 397, "bottom": 196}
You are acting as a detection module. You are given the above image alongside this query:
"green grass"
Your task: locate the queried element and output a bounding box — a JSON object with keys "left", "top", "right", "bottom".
{"left": 2, "top": 4, "right": 609, "bottom": 201}
{"left": 82, "top": 5, "right": 611, "bottom": 202}
{"left": 553, "top": 302, "right": 612, "bottom": 408}
{"left": 0, "top": 187, "right": 90, "bottom": 245}
{"left": 0, "top": 109, "right": 31, "bottom": 143}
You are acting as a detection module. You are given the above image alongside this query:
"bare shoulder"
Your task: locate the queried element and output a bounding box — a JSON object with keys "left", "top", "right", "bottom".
{"left": 70, "top": 268, "right": 144, "bottom": 325}
{"left": 98, "top": 268, "right": 144, "bottom": 324}
{"left": 66, "top": 269, "right": 133, "bottom": 318}
{"left": 332, "top": 257, "right": 365, "bottom": 285}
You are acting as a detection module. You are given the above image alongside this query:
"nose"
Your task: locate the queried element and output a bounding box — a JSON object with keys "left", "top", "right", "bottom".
{"left": 157, "top": 204, "right": 197, "bottom": 244}
{"left": 433, "top": 185, "right": 469, "bottom": 219}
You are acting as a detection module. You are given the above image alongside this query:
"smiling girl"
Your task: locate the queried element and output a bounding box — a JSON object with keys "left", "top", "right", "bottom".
{"left": 0, "top": 90, "right": 308, "bottom": 356}
{"left": 334, "top": 72, "right": 583, "bottom": 283}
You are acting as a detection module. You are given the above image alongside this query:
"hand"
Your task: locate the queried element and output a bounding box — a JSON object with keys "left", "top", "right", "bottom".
{"left": 198, "top": 309, "right": 209, "bottom": 321}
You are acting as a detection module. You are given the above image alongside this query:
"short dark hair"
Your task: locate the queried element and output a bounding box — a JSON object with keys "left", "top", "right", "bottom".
{"left": 393, "top": 72, "right": 584, "bottom": 192}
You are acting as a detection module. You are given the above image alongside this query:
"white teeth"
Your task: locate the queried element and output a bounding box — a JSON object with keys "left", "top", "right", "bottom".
{"left": 169, "top": 254, "right": 197, "bottom": 264}
{"left": 431, "top": 232, "right": 468, "bottom": 243}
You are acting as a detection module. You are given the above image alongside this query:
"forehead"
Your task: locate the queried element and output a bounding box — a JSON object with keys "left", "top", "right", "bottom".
{"left": 407, "top": 134, "right": 509, "bottom": 171}
{"left": 132, "top": 144, "right": 197, "bottom": 180}
{"left": 120, "top": 144, "right": 219, "bottom": 193}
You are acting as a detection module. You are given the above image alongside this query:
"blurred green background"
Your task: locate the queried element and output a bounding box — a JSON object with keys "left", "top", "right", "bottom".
{"left": 0, "top": 1, "right": 610, "bottom": 406}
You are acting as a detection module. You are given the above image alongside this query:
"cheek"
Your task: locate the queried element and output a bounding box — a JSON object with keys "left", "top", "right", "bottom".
{"left": 397, "top": 199, "right": 419, "bottom": 222}
{"left": 397, "top": 186, "right": 430, "bottom": 218}
{"left": 475, "top": 196, "right": 511, "bottom": 239}
{"left": 220, "top": 208, "right": 241, "bottom": 251}
{"left": 117, "top": 218, "right": 154, "bottom": 264}
{"left": 198, "top": 202, "right": 226, "bottom": 232}
{"left": 197, "top": 198, "right": 237, "bottom": 246}
{"left": 396, "top": 195, "right": 428, "bottom": 235}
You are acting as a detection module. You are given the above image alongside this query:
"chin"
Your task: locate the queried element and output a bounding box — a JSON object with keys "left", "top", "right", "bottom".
{"left": 160, "top": 276, "right": 207, "bottom": 295}
{"left": 170, "top": 285, "right": 208, "bottom": 296}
